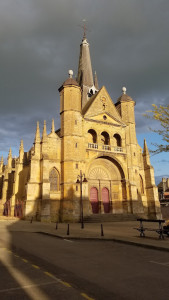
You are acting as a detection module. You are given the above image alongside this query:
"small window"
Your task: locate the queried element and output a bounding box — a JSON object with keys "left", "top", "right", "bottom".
{"left": 75, "top": 120, "right": 77, "bottom": 125}
{"left": 103, "top": 115, "right": 107, "bottom": 120}
{"left": 75, "top": 143, "right": 77, "bottom": 148}
{"left": 76, "top": 185, "right": 78, "bottom": 191}
{"left": 76, "top": 163, "right": 78, "bottom": 169}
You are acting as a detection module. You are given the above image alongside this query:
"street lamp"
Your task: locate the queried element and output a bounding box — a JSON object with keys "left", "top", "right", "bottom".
{"left": 76, "top": 170, "right": 88, "bottom": 228}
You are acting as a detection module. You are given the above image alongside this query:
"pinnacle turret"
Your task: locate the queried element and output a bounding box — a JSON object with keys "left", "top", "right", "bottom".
{"left": 34, "top": 121, "right": 40, "bottom": 143}
{"left": 143, "top": 139, "right": 149, "bottom": 155}
{"left": 8, "top": 148, "right": 12, "bottom": 159}
{"left": 0, "top": 155, "right": 3, "bottom": 172}
{"left": 19, "top": 139, "right": 24, "bottom": 151}
{"left": 51, "top": 119, "right": 55, "bottom": 134}
{"left": 8, "top": 147, "right": 12, "bottom": 168}
{"left": 19, "top": 140, "right": 24, "bottom": 163}
{"left": 42, "top": 120, "right": 47, "bottom": 142}
{"left": 143, "top": 139, "right": 150, "bottom": 166}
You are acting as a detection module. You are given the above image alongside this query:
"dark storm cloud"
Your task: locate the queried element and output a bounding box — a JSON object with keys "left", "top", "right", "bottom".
{"left": 0, "top": 0, "right": 169, "bottom": 158}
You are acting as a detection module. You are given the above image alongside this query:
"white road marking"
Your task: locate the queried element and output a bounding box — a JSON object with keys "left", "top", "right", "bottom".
{"left": 63, "top": 239, "right": 73, "bottom": 243}
{"left": 0, "top": 281, "right": 57, "bottom": 293}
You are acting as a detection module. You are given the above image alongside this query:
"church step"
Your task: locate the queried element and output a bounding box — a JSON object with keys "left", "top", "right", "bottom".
{"left": 83, "top": 213, "right": 138, "bottom": 223}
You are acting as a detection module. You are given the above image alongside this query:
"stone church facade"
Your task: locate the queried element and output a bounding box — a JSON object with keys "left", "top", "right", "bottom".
{"left": 0, "top": 34, "right": 161, "bottom": 222}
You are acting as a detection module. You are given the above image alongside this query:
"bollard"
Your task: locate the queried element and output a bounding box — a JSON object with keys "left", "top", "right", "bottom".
{"left": 81, "top": 221, "right": 84, "bottom": 229}
{"left": 56, "top": 222, "right": 58, "bottom": 230}
{"left": 101, "top": 224, "right": 104, "bottom": 236}
{"left": 30, "top": 217, "right": 33, "bottom": 223}
{"left": 67, "top": 224, "right": 70, "bottom": 235}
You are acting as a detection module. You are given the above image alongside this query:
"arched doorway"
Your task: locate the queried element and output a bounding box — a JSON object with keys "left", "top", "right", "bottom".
{"left": 90, "top": 187, "right": 99, "bottom": 214}
{"left": 87, "top": 156, "right": 126, "bottom": 215}
{"left": 102, "top": 187, "right": 110, "bottom": 213}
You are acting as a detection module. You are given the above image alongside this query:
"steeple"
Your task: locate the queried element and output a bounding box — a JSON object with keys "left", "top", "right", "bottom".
{"left": 77, "top": 36, "right": 94, "bottom": 87}
{"left": 77, "top": 35, "right": 98, "bottom": 108}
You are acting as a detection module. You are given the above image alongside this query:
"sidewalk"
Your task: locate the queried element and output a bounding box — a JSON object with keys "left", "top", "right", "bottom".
{"left": 1, "top": 218, "right": 169, "bottom": 252}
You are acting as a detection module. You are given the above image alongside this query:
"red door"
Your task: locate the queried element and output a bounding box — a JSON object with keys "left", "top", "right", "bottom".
{"left": 90, "top": 187, "right": 99, "bottom": 214}
{"left": 102, "top": 187, "right": 110, "bottom": 213}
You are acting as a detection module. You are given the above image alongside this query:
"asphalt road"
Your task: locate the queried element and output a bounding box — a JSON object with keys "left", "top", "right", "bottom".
{"left": 0, "top": 228, "right": 169, "bottom": 299}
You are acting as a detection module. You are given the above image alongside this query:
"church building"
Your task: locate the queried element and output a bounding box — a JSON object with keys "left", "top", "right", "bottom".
{"left": 0, "top": 34, "right": 161, "bottom": 222}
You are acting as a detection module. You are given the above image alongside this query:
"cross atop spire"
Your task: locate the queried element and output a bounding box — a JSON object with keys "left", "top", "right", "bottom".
{"left": 80, "top": 19, "right": 88, "bottom": 40}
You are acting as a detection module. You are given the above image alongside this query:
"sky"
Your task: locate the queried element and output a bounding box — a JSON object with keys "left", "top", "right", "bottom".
{"left": 0, "top": 0, "right": 169, "bottom": 179}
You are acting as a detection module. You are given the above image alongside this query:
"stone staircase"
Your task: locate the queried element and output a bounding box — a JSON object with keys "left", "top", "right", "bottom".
{"left": 83, "top": 213, "right": 138, "bottom": 223}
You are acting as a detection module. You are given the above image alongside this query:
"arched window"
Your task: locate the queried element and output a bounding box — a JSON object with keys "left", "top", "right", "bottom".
{"left": 101, "top": 131, "right": 110, "bottom": 145}
{"left": 139, "top": 174, "right": 144, "bottom": 194}
{"left": 49, "top": 168, "right": 59, "bottom": 191}
{"left": 88, "top": 129, "right": 97, "bottom": 143}
{"left": 114, "top": 134, "right": 121, "bottom": 147}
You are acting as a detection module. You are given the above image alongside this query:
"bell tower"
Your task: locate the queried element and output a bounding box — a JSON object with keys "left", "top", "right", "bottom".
{"left": 59, "top": 70, "right": 85, "bottom": 221}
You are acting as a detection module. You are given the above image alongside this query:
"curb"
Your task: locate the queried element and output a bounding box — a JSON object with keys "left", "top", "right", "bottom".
{"left": 35, "top": 231, "right": 169, "bottom": 253}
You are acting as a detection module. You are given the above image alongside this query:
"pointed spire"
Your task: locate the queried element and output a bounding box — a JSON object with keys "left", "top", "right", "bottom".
{"left": 42, "top": 120, "right": 47, "bottom": 142}
{"left": 51, "top": 119, "right": 55, "bottom": 134}
{"left": 0, "top": 154, "right": 3, "bottom": 163}
{"left": 8, "top": 147, "right": 12, "bottom": 159}
{"left": 20, "top": 139, "right": 24, "bottom": 151}
{"left": 77, "top": 35, "right": 94, "bottom": 87}
{"left": 8, "top": 147, "right": 12, "bottom": 168}
{"left": 34, "top": 121, "right": 40, "bottom": 143}
{"left": 94, "top": 71, "right": 99, "bottom": 90}
{"left": 143, "top": 139, "right": 150, "bottom": 166}
{"left": 19, "top": 140, "right": 24, "bottom": 163}
{"left": 0, "top": 155, "right": 3, "bottom": 172}
{"left": 143, "top": 139, "right": 149, "bottom": 155}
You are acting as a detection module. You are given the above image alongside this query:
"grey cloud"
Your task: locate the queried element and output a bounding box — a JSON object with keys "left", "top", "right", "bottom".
{"left": 0, "top": 0, "right": 169, "bottom": 160}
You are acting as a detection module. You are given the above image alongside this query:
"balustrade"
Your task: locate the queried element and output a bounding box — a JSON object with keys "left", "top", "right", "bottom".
{"left": 87, "top": 143, "right": 123, "bottom": 153}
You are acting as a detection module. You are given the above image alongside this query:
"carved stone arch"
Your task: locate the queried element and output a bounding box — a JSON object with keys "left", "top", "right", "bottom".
{"left": 101, "top": 131, "right": 110, "bottom": 145}
{"left": 97, "top": 155, "right": 125, "bottom": 180}
{"left": 88, "top": 167, "right": 109, "bottom": 180}
{"left": 113, "top": 133, "right": 122, "bottom": 147}
{"left": 49, "top": 167, "right": 60, "bottom": 192}
{"left": 86, "top": 153, "right": 126, "bottom": 181}
{"left": 88, "top": 129, "right": 97, "bottom": 143}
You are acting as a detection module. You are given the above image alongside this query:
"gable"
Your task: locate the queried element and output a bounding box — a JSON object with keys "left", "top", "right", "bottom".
{"left": 85, "top": 112, "right": 125, "bottom": 127}
{"left": 82, "top": 86, "right": 125, "bottom": 125}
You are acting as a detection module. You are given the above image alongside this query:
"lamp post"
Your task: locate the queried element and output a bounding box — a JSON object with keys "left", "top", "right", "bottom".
{"left": 76, "top": 170, "right": 88, "bottom": 229}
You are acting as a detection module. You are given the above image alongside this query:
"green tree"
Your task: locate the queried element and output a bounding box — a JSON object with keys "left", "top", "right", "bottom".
{"left": 144, "top": 104, "right": 169, "bottom": 154}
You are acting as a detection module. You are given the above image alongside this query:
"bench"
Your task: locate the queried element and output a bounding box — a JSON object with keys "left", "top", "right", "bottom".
{"left": 134, "top": 218, "right": 165, "bottom": 239}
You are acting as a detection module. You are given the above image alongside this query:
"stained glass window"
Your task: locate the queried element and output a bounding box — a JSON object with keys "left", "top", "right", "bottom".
{"left": 49, "top": 168, "right": 59, "bottom": 191}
